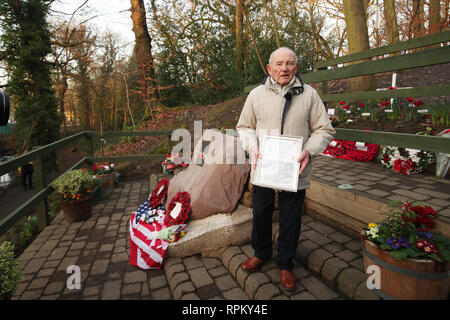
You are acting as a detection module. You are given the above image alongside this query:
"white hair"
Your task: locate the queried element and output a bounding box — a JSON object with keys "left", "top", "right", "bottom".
{"left": 268, "top": 47, "right": 298, "bottom": 66}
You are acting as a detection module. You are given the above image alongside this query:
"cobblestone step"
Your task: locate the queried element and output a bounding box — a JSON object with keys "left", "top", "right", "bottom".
{"left": 212, "top": 214, "right": 380, "bottom": 300}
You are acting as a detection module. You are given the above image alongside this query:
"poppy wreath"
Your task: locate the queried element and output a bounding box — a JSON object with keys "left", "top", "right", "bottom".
{"left": 148, "top": 179, "right": 170, "bottom": 208}
{"left": 323, "top": 139, "right": 378, "bottom": 162}
{"left": 165, "top": 191, "right": 191, "bottom": 227}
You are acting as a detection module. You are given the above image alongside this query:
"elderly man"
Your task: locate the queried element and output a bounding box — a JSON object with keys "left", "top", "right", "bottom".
{"left": 236, "top": 47, "right": 335, "bottom": 290}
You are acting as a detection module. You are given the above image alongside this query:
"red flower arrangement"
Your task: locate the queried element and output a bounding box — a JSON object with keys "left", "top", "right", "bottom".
{"left": 342, "top": 105, "right": 350, "bottom": 110}
{"left": 379, "top": 146, "right": 435, "bottom": 175}
{"left": 165, "top": 191, "right": 191, "bottom": 226}
{"left": 413, "top": 100, "right": 424, "bottom": 107}
{"left": 380, "top": 101, "right": 390, "bottom": 107}
{"left": 148, "top": 179, "right": 170, "bottom": 208}
{"left": 393, "top": 158, "right": 416, "bottom": 175}
{"left": 407, "top": 97, "right": 415, "bottom": 102}
{"left": 359, "top": 103, "right": 365, "bottom": 108}
{"left": 401, "top": 202, "right": 439, "bottom": 229}
{"left": 339, "top": 101, "right": 346, "bottom": 105}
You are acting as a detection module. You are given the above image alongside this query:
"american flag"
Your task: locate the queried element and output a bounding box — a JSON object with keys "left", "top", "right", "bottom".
{"left": 129, "top": 212, "right": 169, "bottom": 270}
{"left": 134, "top": 197, "right": 166, "bottom": 224}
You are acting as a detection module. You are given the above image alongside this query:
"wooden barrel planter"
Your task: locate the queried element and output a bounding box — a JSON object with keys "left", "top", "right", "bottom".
{"left": 61, "top": 195, "right": 93, "bottom": 222}
{"left": 361, "top": 233, "right": 450, "bottom": 300}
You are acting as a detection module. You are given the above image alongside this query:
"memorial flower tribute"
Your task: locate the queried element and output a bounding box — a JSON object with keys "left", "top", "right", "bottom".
{"left": 92, "top": 162, "right": 115, "bottom": 175}
{"left": 379, "top": 146, "right": 435, "bottom": 175}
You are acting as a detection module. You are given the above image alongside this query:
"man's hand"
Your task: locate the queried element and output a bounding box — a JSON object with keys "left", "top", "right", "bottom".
{"left": 297, "top": 150, "right": 311, "bottom": 176}
{"left": 250, "top": 146, "right": 260, "bottom": 170}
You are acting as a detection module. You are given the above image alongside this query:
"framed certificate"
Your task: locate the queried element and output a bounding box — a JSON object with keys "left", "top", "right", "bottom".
{"left": 252, "top": 134, "right": 303, "bottom": 192}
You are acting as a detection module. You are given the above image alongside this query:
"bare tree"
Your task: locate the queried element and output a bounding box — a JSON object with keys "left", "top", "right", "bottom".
{"left": 130, "top": 0, "right": 159, "bottom": 120}
{"left": 343, "top": 0, "right": 377, "bottom": 92}
{"left": 384, "top": 0, "right": 400, "bottom": 45}
{"left": 235, "top": 0, "right": 244, "bottom": 79}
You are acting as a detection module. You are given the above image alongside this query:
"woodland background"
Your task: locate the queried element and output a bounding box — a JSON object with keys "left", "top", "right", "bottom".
{"left": 0, "top": 0, "right": 448, "bottom": 152}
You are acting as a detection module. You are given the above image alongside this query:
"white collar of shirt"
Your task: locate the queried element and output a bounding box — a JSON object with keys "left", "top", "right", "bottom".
{"left": 269, "top": 76, "right": 296, "bottom": 97}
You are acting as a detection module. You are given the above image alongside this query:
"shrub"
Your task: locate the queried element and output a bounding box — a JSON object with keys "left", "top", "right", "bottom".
{"left": 0, "top": 241, "right": 22, "bottom": 300}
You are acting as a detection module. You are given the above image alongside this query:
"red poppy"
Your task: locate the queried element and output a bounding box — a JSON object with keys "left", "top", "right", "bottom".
{"left": 388, "top": 86, "right": 397, "bottom": 90}
{"left": 343, "top": 105, "right": 350, "bottom": 110}
{"left": 393, "top": 158, "right": 416, "bottom": 175}
{"left": 413, "top": 100, "right": 423, "bottom": 106}
{"left": 339, "top": 101, "right": 345, "bottom": 105}
{"left": 380, "top": 101, "right": 390, "bottom": 107}
{"left": 359, "top": 103, "right": 365, "bottom": 108}
{"left": 407, "top": 97, "right": 415, "bottom": 102}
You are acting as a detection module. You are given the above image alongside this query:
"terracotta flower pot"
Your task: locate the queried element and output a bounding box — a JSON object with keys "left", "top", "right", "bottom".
{"left": 97, "top": 172, "right": 115, "bottom": 189}
{"left": 61, "top": 195, "right": 93, "bottom": 222}
{"left": 361, "top": 232, "right": 450, "bottom": 300}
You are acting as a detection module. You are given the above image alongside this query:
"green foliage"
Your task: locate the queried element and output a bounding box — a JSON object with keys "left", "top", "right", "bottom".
{"left": 0, "top": 241, "right": 22, "bottom": 300}
{"left": 150, "top": 0, "right": 314, "bottom": 107}
{"left": 0, "top": 0, "right": 61, "bottom": 150}
{"left": 428, "top": 101, "right": 450, "bottom": 127}
{"left": 365, "top": 200, "right": 450, "bottom": 262}
{"left": 52, "top": 169, "right": 95, "bottom": 202}
{"left": 13, "top": 216, "right": 38, "bottom": 256}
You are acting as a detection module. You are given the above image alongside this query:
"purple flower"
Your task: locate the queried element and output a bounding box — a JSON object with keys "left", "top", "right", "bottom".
{"left": 399, "top": 236, "right": 410, "bottom": 248}
{"left": 387, "top": 237, "right": 402, "bottom": 250}
{"left": 418, "top": 231, "right": 433, "bottom": 240}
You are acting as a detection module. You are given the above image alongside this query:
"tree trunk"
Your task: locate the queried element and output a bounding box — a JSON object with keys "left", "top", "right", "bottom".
{"left": 343, "top": 0, "right": 377, "bottom": 93}
{"left": 383, "top": 0, "right": 400, "bottom": 45}
{"left": 130, "top": 0, "right": 158, "bottom": 117}
{"left": 411, "top": 0, "right": 425, "bottom": 38}
{"left": 428, "top": 0, "right": 441, "bottom": 34}
{"left": 58, "top": 75, "right": 68, "bottom": 130}
{"left": 235, "top": 0, "right": 244, "bottom": 80}
{"left": 263, "top": 0, "right": 281, "bottom": 48}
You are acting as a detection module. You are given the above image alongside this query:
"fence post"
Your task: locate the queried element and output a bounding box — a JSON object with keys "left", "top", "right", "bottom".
{"left": 317, "top": 66, "right": 328, "bottom": 107}
{"left": 167, "top": 133, "right": 173, "bottom": 155}
{"left": 33, "top": 152, "right": 49, "bottom": 232}
{"left": 87, "top": 131, "right": 94, "bottom": 157}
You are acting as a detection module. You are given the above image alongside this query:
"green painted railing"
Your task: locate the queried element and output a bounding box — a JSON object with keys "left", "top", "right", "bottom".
{"left": 244, "top": 31, "right": 450, "bottom": 102}
{"left": 1, "top": 128, "right": 449, "bottom": 239}
{"left": 0, "top": 130, "right": 172, "bottom": 238}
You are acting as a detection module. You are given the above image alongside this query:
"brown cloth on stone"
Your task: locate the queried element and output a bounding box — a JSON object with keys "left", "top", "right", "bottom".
{"left": 165, "top": 130, "right": 250, "bottom": 220}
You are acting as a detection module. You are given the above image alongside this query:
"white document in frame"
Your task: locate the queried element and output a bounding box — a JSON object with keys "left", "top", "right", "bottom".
{"left": 253, "top": 135, "right": 303, "bottom": 192}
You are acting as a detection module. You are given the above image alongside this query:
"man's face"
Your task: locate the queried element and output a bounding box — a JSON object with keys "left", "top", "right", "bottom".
{"left": 266, "top": 49, "right": 298, "bottom": 87}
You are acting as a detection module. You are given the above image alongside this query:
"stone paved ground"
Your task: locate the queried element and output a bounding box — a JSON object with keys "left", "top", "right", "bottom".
{"left": 12, "top": 176, "right": 352, "bottom": 300}
{"left": 11, "top": 155, "right": 449, "bottom": 300}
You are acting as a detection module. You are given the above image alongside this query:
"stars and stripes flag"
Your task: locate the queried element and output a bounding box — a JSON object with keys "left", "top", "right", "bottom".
{"left": 129, "top": 198, "right": 169, "bottom": 270}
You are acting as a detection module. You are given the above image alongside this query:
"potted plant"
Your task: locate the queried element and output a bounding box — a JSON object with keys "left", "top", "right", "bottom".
{"left": 362, "top": 200, "right": 450, "bottom": 300}
{"left": 0, "top": 241, "right": 22, "bottom": 300}
{"left": 91, "top": 162, "right": 116, "bottom": 188}
{"left": 52, "top": 169, "right": 95, "bottom": 222}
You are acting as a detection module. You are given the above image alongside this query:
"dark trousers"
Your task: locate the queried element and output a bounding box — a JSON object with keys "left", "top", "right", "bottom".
{"left": 251, "top": 185, "right": 305, "bottom": 270}
{"left": 22, "top": 172, "right": 33, "bottom": 189}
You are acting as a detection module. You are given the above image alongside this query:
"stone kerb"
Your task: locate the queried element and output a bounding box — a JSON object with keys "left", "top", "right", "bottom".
{"left": 166, "top": 205, "right": 253, "bottom": 257}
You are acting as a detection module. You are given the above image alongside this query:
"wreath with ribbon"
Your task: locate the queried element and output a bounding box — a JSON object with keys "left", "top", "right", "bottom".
{"left": 165, "top": 191, "right": 191, "bottom": 226}
{"left": 148, "top": 179, "right": 170, "bottom": 208}
{"left": 323, "top": 139, "right": 379, "bottom": 162}
{"left": 379, "top": 146, "right": 435, "bottom": 175}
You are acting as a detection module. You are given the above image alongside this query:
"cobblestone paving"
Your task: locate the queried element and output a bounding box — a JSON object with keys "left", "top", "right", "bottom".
{"left": 12, "top": 177, "right": 349, "bottom": 300}
{"left": 11, "top": 156, "right": 449, "bottom": 300}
